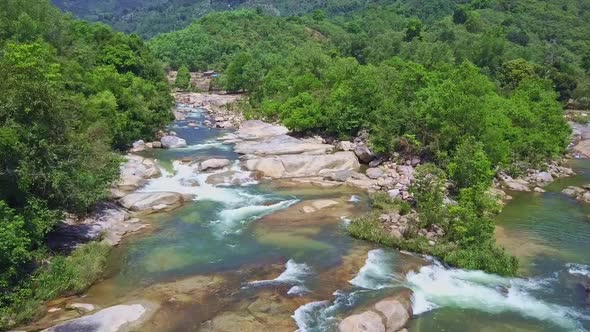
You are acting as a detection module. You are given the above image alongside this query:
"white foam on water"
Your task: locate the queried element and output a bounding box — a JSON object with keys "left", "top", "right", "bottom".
{"left": 406, "top": 263, "right": 589, "bottom": 330}
{"left": 179, "top": 141, "right": 230, "bottom": 151}
{"left": 288, "top": 285, "right": 309, "bottom": 296}
{"left": 247, "top": 259, "right": 312, "bottom": 287}
{"left": 348, "top": 195, "right": 361, "bottom": 203}
{"left": 292, "top": 300, "right": 330, "bottom": 332}
{"left": 339, "top": 216, "right": 351, "bottom": 227}
{"left": 567, "top": 263, "right": 590, "bottom": 277}
{"left": 212, "top": 199, "right": 298, "bottom": 235}
{"left": 349, "top": 249, "right": 396, "bottom": 289}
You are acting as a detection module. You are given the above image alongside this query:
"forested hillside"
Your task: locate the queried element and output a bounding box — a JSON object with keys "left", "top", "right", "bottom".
{"left": 52, "top": 0, "right": 463, "bottom": 38}
{"left": 0, "top": 0, "right": 172, "bottom": 327}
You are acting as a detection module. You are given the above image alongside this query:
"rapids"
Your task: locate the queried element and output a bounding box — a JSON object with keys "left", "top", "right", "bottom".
{"left": 42, "top": 99, "right": 590, "bottom": 332}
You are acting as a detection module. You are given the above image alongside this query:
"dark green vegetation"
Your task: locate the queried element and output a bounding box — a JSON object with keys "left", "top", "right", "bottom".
{"left": 349, "top": 168, "right": 518, "bottom": 276}
{"left": 0, "top": 0, "right": 172, "bottom": 327}
{"left": 51, "top": 0, "right": 424, "bottom": 38}
{"left": 148, "top": 2, "right": 589, "bottom": 272}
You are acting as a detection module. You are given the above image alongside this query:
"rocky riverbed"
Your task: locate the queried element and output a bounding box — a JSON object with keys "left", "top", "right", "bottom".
{"left": 37, "top": 91, "right": 590, "bottom": 332}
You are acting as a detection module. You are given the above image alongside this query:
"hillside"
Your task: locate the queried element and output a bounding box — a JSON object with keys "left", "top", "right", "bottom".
{"left": 51, "top": 0, "right": 464, "bottom": 38}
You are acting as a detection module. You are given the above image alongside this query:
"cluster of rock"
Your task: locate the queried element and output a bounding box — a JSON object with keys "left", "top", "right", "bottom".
{"left": 562, "top": 185, "right": 590, "bottom": 204}
{"left": 338, "top": 291, "right": 412, "bottom": 332}
{"left": 496, "top": 162, "right": 574, "bottom": 194}
{"left": 131, "top": 134, "right": 187, "bottom": 152}
{"left": 219, "top": 120, "right": 421, "bottom": 200}
{"left": 378, "top": 210, "right": 444, "bottom": 245}
{"left": 175, "top": 92, "right": 245, "bottom": 128}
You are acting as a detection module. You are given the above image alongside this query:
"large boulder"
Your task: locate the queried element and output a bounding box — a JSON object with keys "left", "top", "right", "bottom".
{"left": 336, "top": 141, "right": 354, "bottom": 151}
{"left": 235, "top": 120, "right": 289, "bottom": 140}
{"left": 243, "top": 152, "right": 360, "bottom": 179}
{"left": 234, "top": 134, "right": 333, "bottom": 156}
{"left": 354, "top": 144, "right": 375, "bottom": 164}
{"left": 534, "top": 171, "right": 553, "bottom": 183}
{"left": 338, "top": 311, "right": 385, "bottom": 332}
{"left": 119, "top": 192, "right": 185, "bottom": 214}
{"left": 199, "top": 158, "right": 231, "bottom": 171}
{"left": 366, "top": 167, "right": 384, "bottom": 179}
{"left": 338, "top": 292, "right": 412, "bottom": 332}
{"left": 160, "top": 135, "right": 187, "bottom": 149}
{"left": 43, "top": 303, "right": 152, "bottom": 332}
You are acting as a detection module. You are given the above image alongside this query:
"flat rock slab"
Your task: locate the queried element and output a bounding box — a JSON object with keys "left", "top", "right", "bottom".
{"left": 243, "top": 152, "right": 360, "bottom": 179}
{"left": 235, "top": 120, "right": 289, "bottom": 140}
{"left": 234, "top": 134, "right": 333, "bottom": 156}
{"left": 119, "top": 192, "right": 184, "bottom": 213}
{"left": 42, "top": 304, "right": 149, "bottom": 332}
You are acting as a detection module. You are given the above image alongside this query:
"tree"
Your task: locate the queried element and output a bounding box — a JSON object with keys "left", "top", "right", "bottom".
{"left": 410, "top": 164, "right": 447, "bottom": 228}
{"left": 175, "top": 65, "right": 191, "bottom": 90}
{"left": 498, "top": 59, "right": 538, "bottom": 90}
{"left": 448, "top": 138, "right": 494, "bottom": 189}
{"left": 404, "top": 19, "right": 423, "bottom": 42}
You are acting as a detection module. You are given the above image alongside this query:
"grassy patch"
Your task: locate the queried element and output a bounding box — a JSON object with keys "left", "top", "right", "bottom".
{"left": 0, "top": 242, "right": 111, "bottom": 329}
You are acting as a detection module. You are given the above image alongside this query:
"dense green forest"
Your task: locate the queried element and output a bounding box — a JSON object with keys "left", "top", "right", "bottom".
{"left": 52, "top": 0, "right": 440, "bottom": 38}
{"left": 0, "top": 0, "right": 172, "bottom": 327}
{"left": 148, "top": 1, "right": 589, "bottom": 274}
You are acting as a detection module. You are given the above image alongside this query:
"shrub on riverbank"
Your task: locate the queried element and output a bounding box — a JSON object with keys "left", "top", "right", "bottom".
{"left": 0, "top": 242, "right": 111, "bottom": 329}
{"left": 348, "top": 177, "right": 518, "bottom": 276}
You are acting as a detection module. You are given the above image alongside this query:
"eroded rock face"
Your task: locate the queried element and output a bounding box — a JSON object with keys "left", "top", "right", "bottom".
{"left": 119, "top": 192, "right": 185, "bottom": 214}
{"left": 42, "top": 303, "right": 153, "bottom": 332}
{"left": 160, "top": 135, "right": 187, "bottom": 149}
{"left": 243, "top": 152, "right": 360, "bottom": 179}
{"left": 113, "top": 156, "right": 161, "bottom": 198}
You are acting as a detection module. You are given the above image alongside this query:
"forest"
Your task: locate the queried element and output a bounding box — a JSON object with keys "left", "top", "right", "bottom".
{"left": 0, "top": 0, "right": 172, "bottom": 327}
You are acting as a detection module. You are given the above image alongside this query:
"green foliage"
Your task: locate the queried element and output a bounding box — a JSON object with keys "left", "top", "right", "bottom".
{"left": 0, "top": 242, "right": 110, "bottom": 329}
{"left": 0, "top": 1, "right": 171, "bottom": 327}
{"left": 448, "top": 138, "right": 494, "bottom": 189}
{"left": 499, "top": 59, "right": 539, "bottom": 90}
{"left": 410, "top": 164, "right": 447, "bottom": 228}
{"left": 175, "top": 65, "right": 192, "bottom": 90}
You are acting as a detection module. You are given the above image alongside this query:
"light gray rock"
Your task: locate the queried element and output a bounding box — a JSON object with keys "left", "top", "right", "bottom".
{"left": 336, "top": 141, "right": 354, "bottom": 151}
{"left": 119, "top": 192, "right": 184, "bottom": 213}
{"left": 374, "top": 298, "right": 411, "bottom": 332}
{"left": 43, "top": 304, "right": 149, "bottom": 332}
{"left": 535, "top": 171, "right": 553, "bottom": 183}
{"left": 234, "top": 134, "right": 333, "bottom": 156}
{"left": 354, "top": 144, "right": 375, "bottom": 164}
{"left": 131, "top": 140, "right": 145, "bottom": 152}
{"left": 235, "top": 120, "right": 289, "bottom": 140}
{"left": 160, "top": 135, "right": 187, "bottom": 149}
{"left": 243, "top": 152, "right": 360, "bottom": 179}
{"left": 338, "top": 310, "right": 385, "bottom": 332}
{"left": 324, "top": 170, "right": 354, "bottom": 182}
{"left": 199, "top": 158, "right": 231, "bottom": 171}
{"left": 366, "top": 167, "right": 384, "bottom": 179}
{"left": 388, "top": 189, "right": 401, "bottom": 199}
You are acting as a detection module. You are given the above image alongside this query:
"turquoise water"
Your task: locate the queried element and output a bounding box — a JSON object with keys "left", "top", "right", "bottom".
{"left": 82, "top": 102, "right": 590, "bottom": 331}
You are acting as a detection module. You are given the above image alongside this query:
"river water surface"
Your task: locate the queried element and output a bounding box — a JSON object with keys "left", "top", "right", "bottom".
{"left": 78, "top": 102, "right": 590, "bottom": 331}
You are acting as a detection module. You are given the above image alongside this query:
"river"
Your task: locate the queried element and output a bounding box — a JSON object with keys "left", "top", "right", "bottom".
{"left": 66, "top": 101, "right": 590, "bottom": 331}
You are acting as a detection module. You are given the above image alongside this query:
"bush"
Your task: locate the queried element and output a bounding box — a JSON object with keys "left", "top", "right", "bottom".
{"left": 0, "top": 242, "right": 110, "bottom": 329}
{"left": 175, "top": 65, "right": 191, "bottom": 90}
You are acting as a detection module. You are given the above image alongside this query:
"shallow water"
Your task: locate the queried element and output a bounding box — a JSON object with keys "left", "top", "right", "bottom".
{"left": 77, "top": 103, "right": 590, "bottom": 331}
